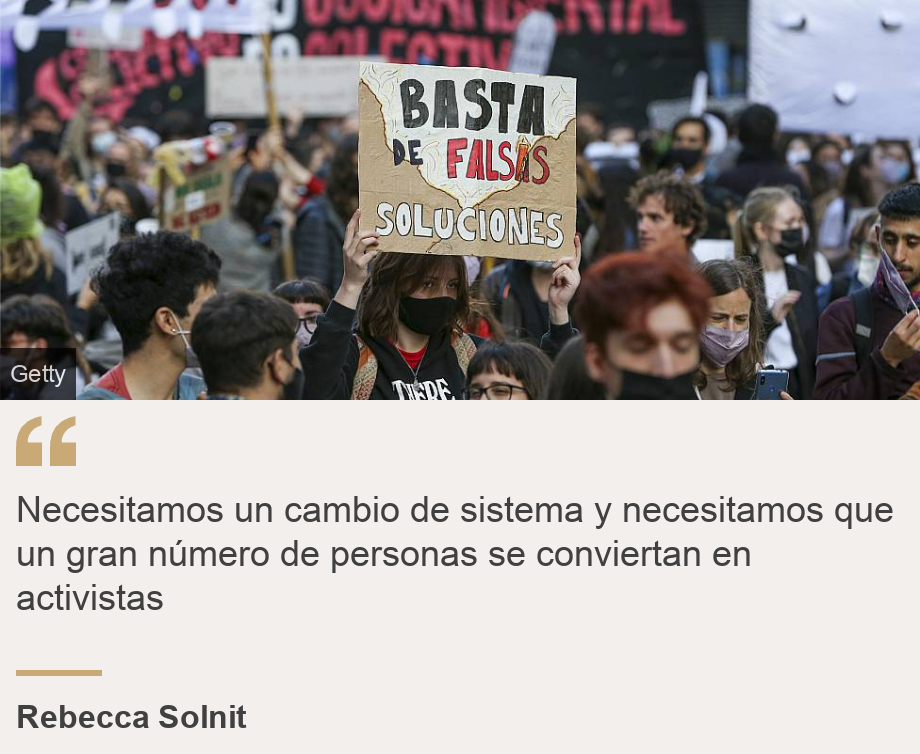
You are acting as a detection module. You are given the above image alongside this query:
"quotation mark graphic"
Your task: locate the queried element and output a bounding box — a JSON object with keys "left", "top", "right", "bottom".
{"left": 15, "top": 417, "right": 77, "bottom": 467}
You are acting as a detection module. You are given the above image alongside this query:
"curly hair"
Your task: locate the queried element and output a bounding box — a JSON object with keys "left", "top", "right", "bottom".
{"left": 628, "top": 171, "right": 708, "bottom": 244}
{"left": 92, "top": 231, "right": 221, "bottom": 356}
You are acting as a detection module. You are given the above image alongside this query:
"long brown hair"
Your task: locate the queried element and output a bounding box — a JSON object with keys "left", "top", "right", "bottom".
{"left": 696, "top": 258, "right": 765, "bottom": 392}
{"left": 358, "top": 253, "right": 470, "bottom": 340}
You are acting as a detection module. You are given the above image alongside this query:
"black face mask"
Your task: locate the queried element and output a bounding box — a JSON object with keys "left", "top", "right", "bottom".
{"left": 670, "top": 147, "right": 704, "bottom": 171}
{"left": 106, "top": 161, "right": 127, "bottom": 179}
{"left": 398, "top": 296, "right": 456, "bottom": 336}
{"left": 617, "top": 367, "right": 698, "bottom": 400}
{"left": 776, "top": 227, "right": 805, "bottom": 255}
{"left": 283, "top": 366, "right": 304, "bottom": 400}
{"left": 31, "top": 129, "right": 59, "bottom": 149}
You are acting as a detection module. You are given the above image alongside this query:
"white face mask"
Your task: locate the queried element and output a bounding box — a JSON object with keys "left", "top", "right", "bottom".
{"left": 169, "top": 312, "right": 199, "bottom": 369}
{"left": 786, "top": 149, "right": 810, "bottom": 167}
{"left": 857, "top": 252, "right": 880, "bottom": 288}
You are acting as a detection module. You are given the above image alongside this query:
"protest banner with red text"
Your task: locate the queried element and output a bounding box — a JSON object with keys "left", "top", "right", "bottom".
{"left": 358, "top": 61, "right": 576, "bottom": 260}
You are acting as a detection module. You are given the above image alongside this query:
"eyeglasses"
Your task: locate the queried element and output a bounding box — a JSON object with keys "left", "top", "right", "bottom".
{"left": 464, "top": 383, "right": 530, "bottom": 400}
{"left": 297, "top": 315, "right": 320, "bottom": 335}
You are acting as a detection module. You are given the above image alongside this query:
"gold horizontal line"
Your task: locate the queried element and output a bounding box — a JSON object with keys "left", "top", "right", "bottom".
{"left": 16, "top": 670, "right": 102, "bottom": 677}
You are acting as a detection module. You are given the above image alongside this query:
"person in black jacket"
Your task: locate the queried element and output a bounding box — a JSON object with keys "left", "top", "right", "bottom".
{"left": 734, "top": 187, "right": 819, "bottom": 398}
{"left": 715, "top": 105, "right": 809, "bottom": 200}
{"left": 301, "top": 210, "right": 579, "bottom": 400}
{"left": 291, "top": 136, "right": 357, "bottom": 293}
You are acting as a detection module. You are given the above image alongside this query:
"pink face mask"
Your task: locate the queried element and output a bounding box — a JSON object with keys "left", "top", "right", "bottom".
{"left": 700, "top": 325, "right": 750, "bottom": 367}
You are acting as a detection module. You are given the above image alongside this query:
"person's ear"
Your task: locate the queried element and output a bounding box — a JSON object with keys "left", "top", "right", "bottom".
{"left": 753, "top": 221, "right": 769, "bottom": 243}
{"left": 680, "top": 221, "right": 694, "bottom": 239}
{"left": 32, "top": 337, "right": 49, "bottom": 350}
{"left": 266, "top": 348, "right": 289, "bottom": 386}
{"left": 583, "top": 342, "right": 608, "bottom": 384}
{"left": 152, "top": 307, "right": 178, "bottom": 336}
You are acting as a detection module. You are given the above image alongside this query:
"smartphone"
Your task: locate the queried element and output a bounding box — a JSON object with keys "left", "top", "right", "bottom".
{"left": 752, "top": 369, "right": 789, "bottom": 400}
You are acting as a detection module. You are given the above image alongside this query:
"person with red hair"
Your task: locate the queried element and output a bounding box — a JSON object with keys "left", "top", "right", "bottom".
{"left": 575, "top": 253, "right": 711, "bottom": 399}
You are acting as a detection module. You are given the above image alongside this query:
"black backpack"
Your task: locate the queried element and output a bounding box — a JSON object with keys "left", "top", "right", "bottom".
{"left": 849, "top": 287, "right": 874, "bottom": 369}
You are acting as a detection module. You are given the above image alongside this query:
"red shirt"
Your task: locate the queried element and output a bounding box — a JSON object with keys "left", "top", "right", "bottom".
{"left": 94, "top": 363, "right": 132, "bottom": 399}
{"left": 395, "top": 345, "right": 427, "bottom": 370}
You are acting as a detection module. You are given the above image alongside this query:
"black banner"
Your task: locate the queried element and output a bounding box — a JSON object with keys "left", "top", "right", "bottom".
{"left": 16, "top": 0, "right": 704, "bottom": 127}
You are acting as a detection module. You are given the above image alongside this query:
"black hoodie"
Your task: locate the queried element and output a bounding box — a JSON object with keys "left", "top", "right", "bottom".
{"left": 301, "top": 300, "right": 573, "bottom": 400}
{"left": 302, "top": 300, "right": 475, "bottom": 400}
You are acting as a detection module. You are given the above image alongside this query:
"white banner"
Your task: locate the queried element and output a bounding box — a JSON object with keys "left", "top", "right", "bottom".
{"left": 65, "top": 213, "right": 120, "bottom": 297}
{"left": 749, "top": 0, "right": 920, "bottom": 139}
{"left": 205, "top": 56, "right": 381, "bottom": 119}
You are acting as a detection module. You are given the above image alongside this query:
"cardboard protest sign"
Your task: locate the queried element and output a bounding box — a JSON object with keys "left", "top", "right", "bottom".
{"left": 358, "top": 62, "right": 576, "bottom": 261}
{"left": 65, "top": 212, "right": 120, "bottom": 296}
{"left": 162, "top": 156, "right": 231, "bottom": 234}
{"left": 206, "top": 56, "right": 380, "bottom": 119}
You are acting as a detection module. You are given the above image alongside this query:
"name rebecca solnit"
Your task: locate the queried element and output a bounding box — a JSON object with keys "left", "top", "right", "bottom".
{"left": 19, "top": 704, "right": 247, "bottom": 729}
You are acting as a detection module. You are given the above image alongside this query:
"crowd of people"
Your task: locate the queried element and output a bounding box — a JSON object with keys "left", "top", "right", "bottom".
{"left": 2, "top": 76, "right": 919, "bottom": 400}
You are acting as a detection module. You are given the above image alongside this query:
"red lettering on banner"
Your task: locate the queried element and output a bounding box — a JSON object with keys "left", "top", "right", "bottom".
{"left": 404, "top": 0, "right": 428, "bottom": 25}
{"left": 609, "top": 0, "right": 625, "bottom": 32}
{"left": 466, "top": 139, "right": 485, "bottom": 180}
{"left": 337, "top": 0, "right": 361, "bottom": 22}
{"left": 626, "top": 0, "right": 653, "bottom": 34}
{"left": 652, "top": 0, "right": 686, "bottom": 35}
{"left": 484, "top": 140, "right": 499, "bottom": 181}
{"left": 379, "top": 27, "right": 408, "bottom": 61}
{"left": 360, "top": 0, "right": 389, "bottom": 23}
{"left": 438, "top": 32, "right": 466, "bottom": 67}
{"left": 406, "top": 30, "right": 438, "bottom": 61}
{"left": 472, "top": 36, "right": 512, "bottom": 69}
{"left": 531, "top": 145, "right": 550, "bottom": 184}
{"left": 303, "top": 31, "right": 328, "bottom": 55}
{"left": 445, "top": 0, "right": 476, "bottom": 30}
{"left": 330, "top": 28, "right": 358, "bottom": 53}
{"left": 303, "top": 0, "right": 334, "bottom": 25}
{"left": 627, "top": 0, "right": 685, "bottom": 35}
{"left": 497, "top": 141, "right": 515, "bottom": 180}
{"left": 565, "top": 0, "right": 604, "bottom": 34}
{"left": 447, "top": 138, "right": 467, "bottom": 178}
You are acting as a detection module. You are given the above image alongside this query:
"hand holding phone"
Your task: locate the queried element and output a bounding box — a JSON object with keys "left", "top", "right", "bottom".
{"left": 752, "top": 369, "right": 790, "bottom": 400}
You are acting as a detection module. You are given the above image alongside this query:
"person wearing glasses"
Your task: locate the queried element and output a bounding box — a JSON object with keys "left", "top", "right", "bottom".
{"left": 464, "top": 342, "right": 552, "bottom": 400}
{"left": 815, "top": 183, "right": 920, "bottom": 399}
{"left": 273, "top": 278, "right": 330, "bottom": 348}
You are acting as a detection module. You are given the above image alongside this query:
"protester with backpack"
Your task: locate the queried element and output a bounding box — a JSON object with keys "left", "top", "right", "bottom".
{"left": 301, "top": 211, "right": 578, "bottom": 400}
{"left": 814, "top": 184, "right": 920, "bottom": 399}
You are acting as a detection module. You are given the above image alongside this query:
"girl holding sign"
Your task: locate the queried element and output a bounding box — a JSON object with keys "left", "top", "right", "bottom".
{"left": 301, "top": 211, "right": 579, "bottom": 400}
